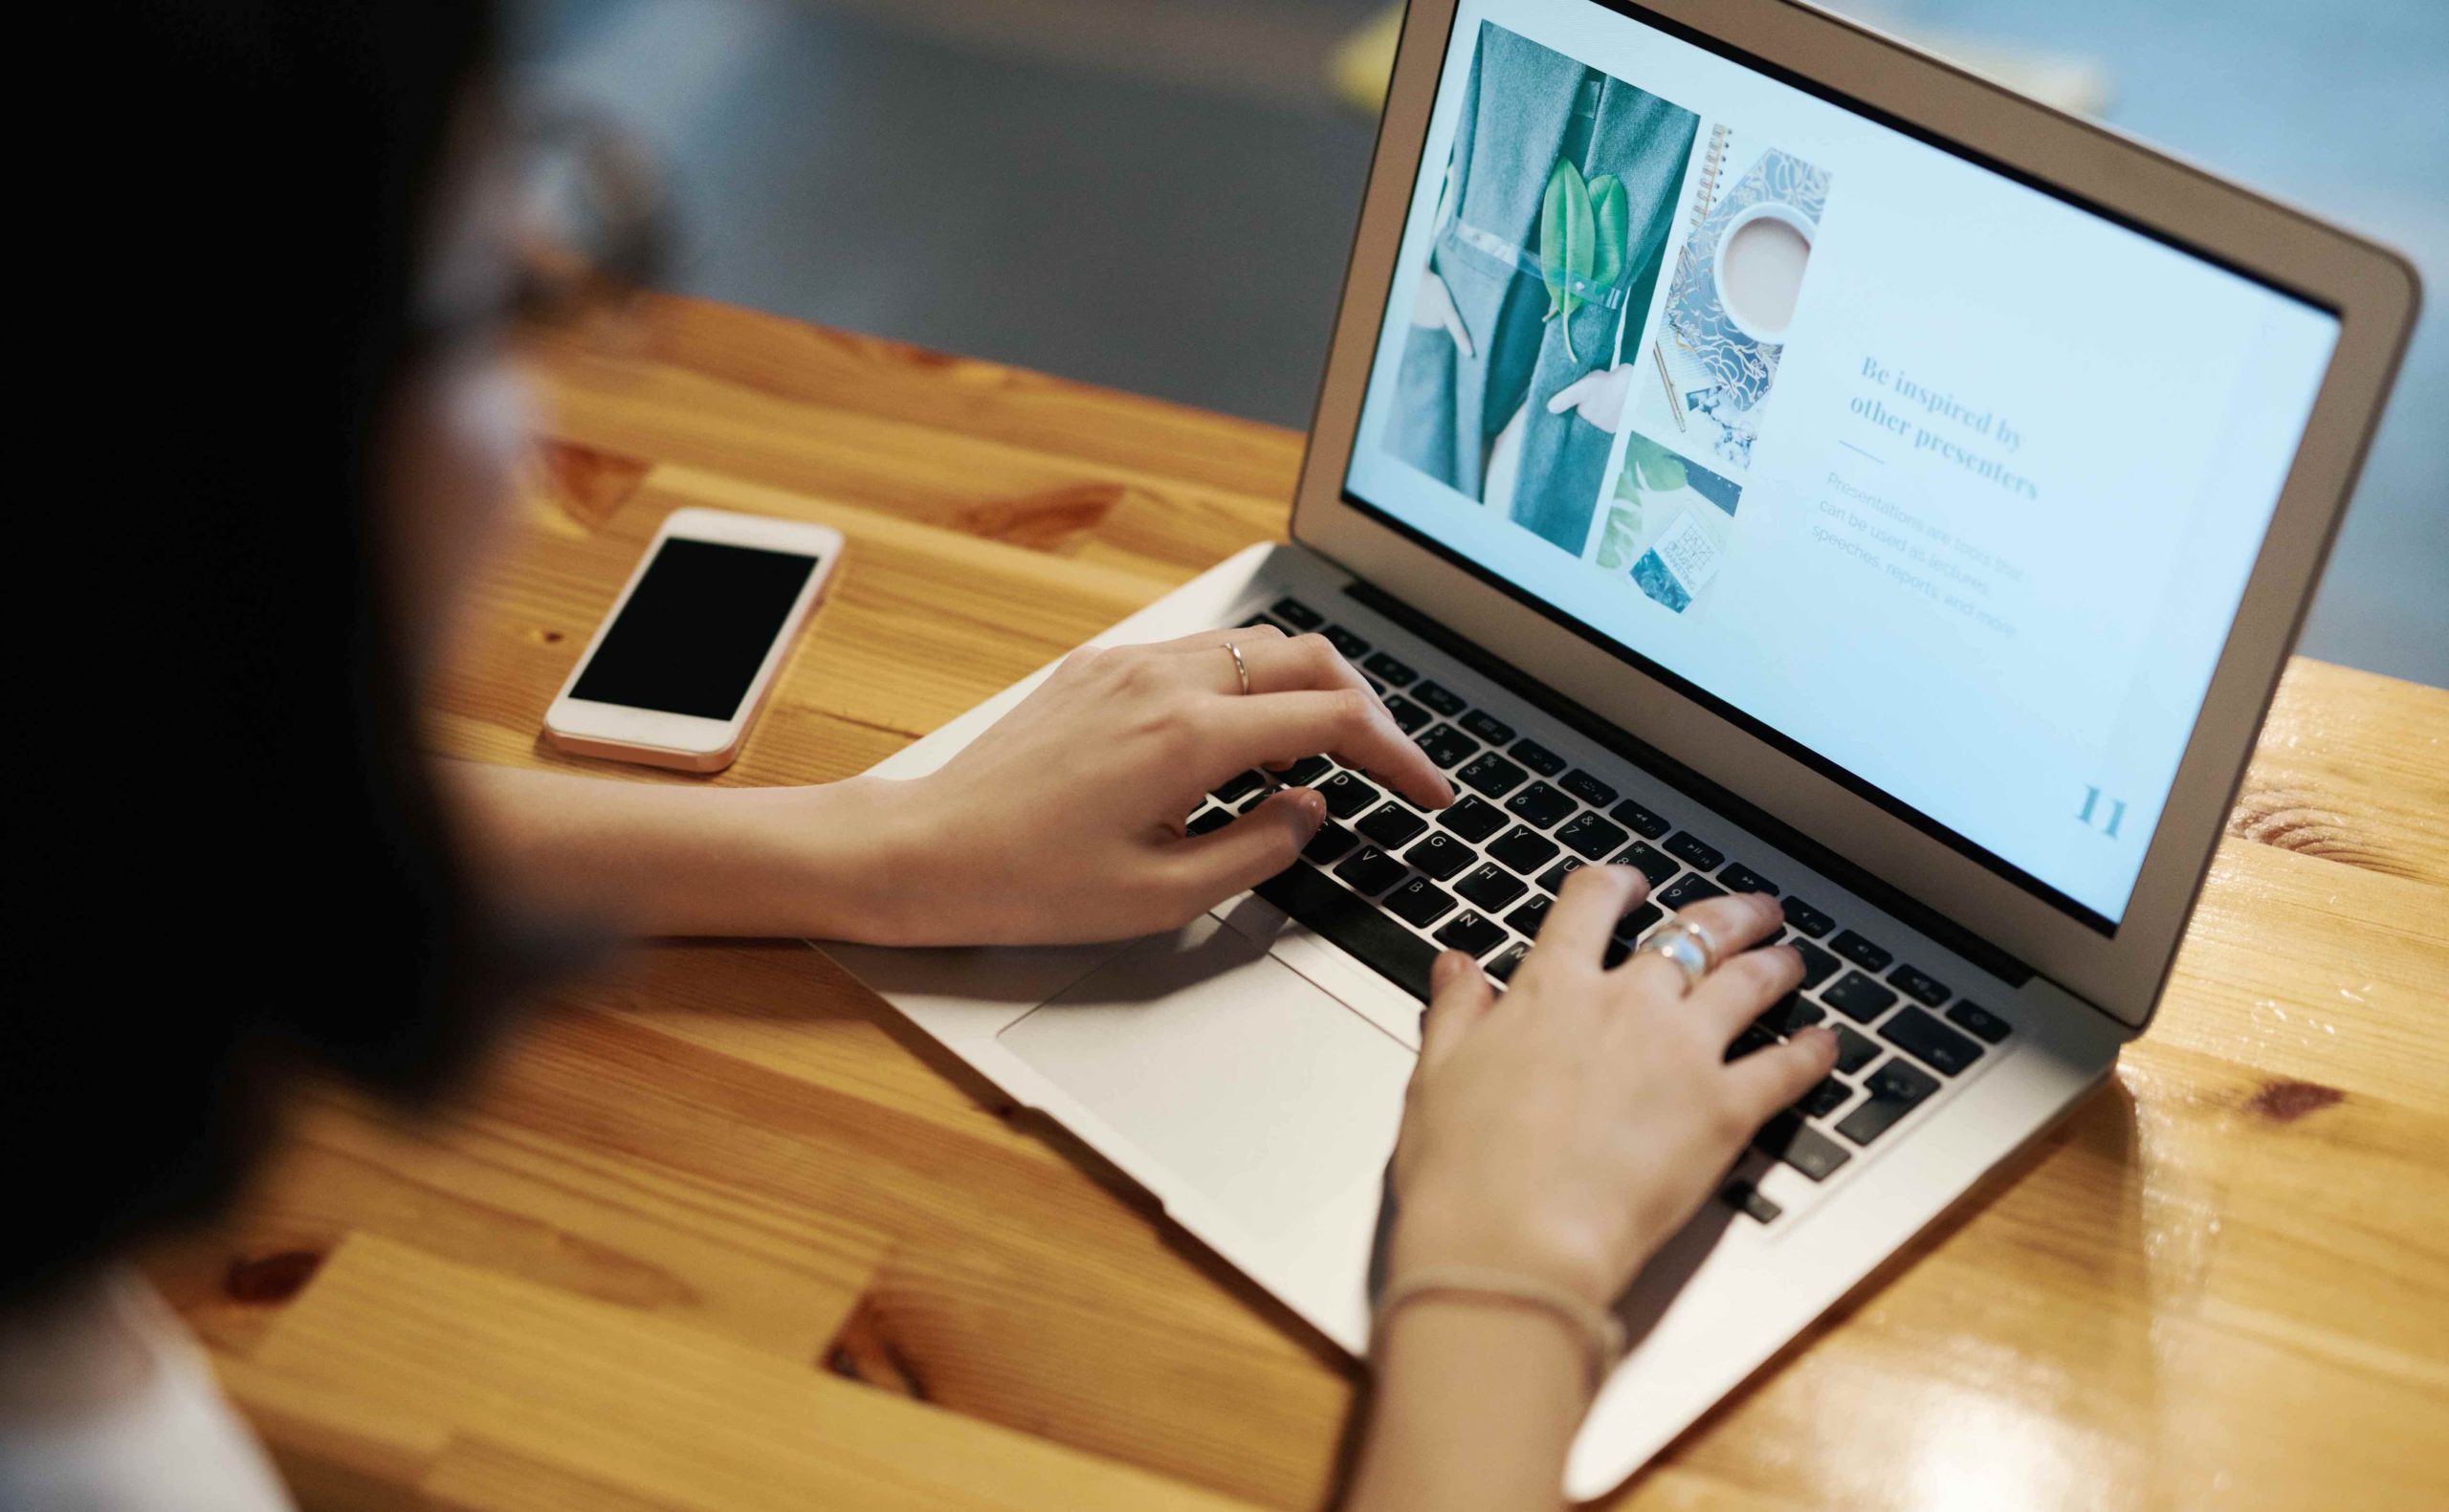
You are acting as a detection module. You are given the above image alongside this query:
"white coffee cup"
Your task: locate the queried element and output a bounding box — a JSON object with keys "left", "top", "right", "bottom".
{"left": 1712, "top": 200, "right": 1815, "bottom": 344}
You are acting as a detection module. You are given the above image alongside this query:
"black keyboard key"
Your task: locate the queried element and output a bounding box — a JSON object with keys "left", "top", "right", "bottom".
{"left": 1823, "top": 971, "right": 1899, "bottom": 1022}
{"left": 1253, "top": 862, "right": 1433, "bottom": 1000}
{"left": 1380, "top": 693, "right": 1430, "bottom": 734}
{"left": 1722, "top": 1180, "right": 1782, "bottom": 1224}
{"left": 1505, "top": 895, "right": 1553, "bottom": 938}
{"left": 1320, "top": 625, "right": 1370, "bottom": 660}
{"left": 1281, "top": 755, "right": 1333, "bottom": 787}
{"left": 1796, "top": 1077, "right": 1853, "bottom": 1119}
{"left": 1487, "top": 941, "right": 1530, "bottom": 982}
{"left": 1357, "top": 802, "right": 1427, "bottom": 848}
{"left": 1362, "top": 651, "right": 1417, "bottom": 689}
{"left": 1835, "top": 1057, "right": 1941, "bottom": 1146}
{"left": 1792, "top": 938, "right": 1842, "bottom": 989}
{"left": 1664, "top": 831, "right": 1724, "bottom": 871}
{"left": 1725, "top": 1024, "right": 1776, "bottom": 1062}
{"left": 1488, "top": 825, "right": 1559, "bottom": 875}
{"left": 1384, "top": 878, "right": 1458, "bottom": 929}
{"left": 1880, "top": 1005, "right": 1983, "bottom": 1075}
{"left": 1302, "top": 823, "right": 1357, "bottom": 864}
{"left": 1561, "top": 769, "right": 1618, "bottom": 807}
{"left": 1317, "top": 771, "right": 1379, "bottom": 820}
{"left": 1186, "top": 805, "right": 1232, "bottom": 836}
{"left": 1719, "top": 862, "right": 1777, "bottom": 895}
{"left": 1456, "top": 864, "right": 1527, "bottom": 912}
{"left": 1830, "top": 930, "right": 1892, "bottom": 972}
{"left": 1460, "top": 710, "right": 1515, "bottom": 746}
{"left": 1268, "top": 597, "right": 1322, "bottom": 631}
{"left": 1555, "top": 812, "right": 1627, "bottom": 860}
{"left": 1611, "top": 901, "right": 1663, "bottom": 942}
{"left": 1602, "top": 938, "right": 1633, "bottom": 969}
{"left": 1779, "top": 896, "right": 1835, "bottom": 937}
{"left": 1887, "top": 964, "right": 1951, "bottom": 1006}
{"left": 1433, "top": 909, "right": 1506, "bottom": 957}
{"left": 1829, "top": 1024, "right": 1880, "bottom": 1074}
{"left": 1658, "top": 873, "right": 1728, "bottom": 911}
{"left": 1754, "top": 1113, "right": 1851, "bottom": 1181}
{"left": 1435, "top": 795, "right": 1507, "bottom": 844}
{"left": 1334, "top": 845, "right": 1406, "bottom": 895}
{"left": 1504, "top": 780, "right": 1575, "bottom": 828}
{"left": 1415, "top": 723, "right": 1480, "bottom": 769}
{"left": 1457, "top": 751, "right": 1529, "bottom": 799}
{"left": 1946, "top": 1000, "right": 2013, "bottom": 1043}
{"left": 1412, "top": 680, "right": 1466, "bottom": 717}
{"left": 1510, "top": 738, "right": 1566, "bottom": 778}
{"left": 1403, "top": 831, "right": 1474, "bottom": 882}
{"left": 1608, "top": 799, "right": 1672, "bottom": 840}
{"left": 1535, "top": 858, "right": 1584, "bottom": 895}
{"left": 1211, "top": 769, "right": 1268, "bottom": 805}
{"left": 1612, "top": 841, "right": 1678, "bottom": 887}
{"left": 1757, "top": 993, "right": 1825, "bottom": 1036}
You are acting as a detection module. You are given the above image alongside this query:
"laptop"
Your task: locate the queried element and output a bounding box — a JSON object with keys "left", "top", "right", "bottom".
{"left": 825, "top": 0, "right": 2416, "bottom": 1494}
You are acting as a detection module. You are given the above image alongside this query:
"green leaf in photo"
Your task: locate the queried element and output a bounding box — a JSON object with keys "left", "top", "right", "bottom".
{"left": 1538, "top": 159, "right": 1596, "bottom": 361}
{"left": 1587, "top": 172, "right": 1628, "bottom": 289}
{"left": 1625, "top": 432, "right": 1688, "bottom": 495}
{"left": 1596, "top": 504, "right": 1644, "bottom": 571}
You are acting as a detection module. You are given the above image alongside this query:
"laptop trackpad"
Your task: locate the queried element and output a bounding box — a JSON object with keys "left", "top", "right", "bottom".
{"left": 998, "top": 915, "right": 1414, "bottom": 1242}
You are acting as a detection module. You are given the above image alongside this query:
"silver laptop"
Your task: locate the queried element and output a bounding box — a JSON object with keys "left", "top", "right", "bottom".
{"left": 826, "top": 0, "right": 2416, "bottom": 1494}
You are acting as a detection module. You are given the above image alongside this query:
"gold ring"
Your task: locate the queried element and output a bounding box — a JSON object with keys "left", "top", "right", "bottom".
{"left": 1224, "top": 640, "right": 1252, "bottom": 696}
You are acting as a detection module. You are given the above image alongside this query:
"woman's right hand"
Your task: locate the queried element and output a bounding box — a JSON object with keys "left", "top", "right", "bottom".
{"left": 1384, "top": 866, "right": 1839, "bottom": 1309}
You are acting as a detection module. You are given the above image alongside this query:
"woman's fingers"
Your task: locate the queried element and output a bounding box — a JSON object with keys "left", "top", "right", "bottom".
{"left": 1168, "top": 787, "right": 1326, "bottom": 907}
{"left": 1688, "top": 942, "right": 1804, "bottom": 1042}
{"left": 1202, "top": 688, "right": 1453, "bottom": 808}
{"left": 1615, "top": 892, "right": 1783, "bottom": 997}
{"left": 1532, "top": 863, "right": 1649, "bottom": 968}
{"left": 1174, "top": 630, "right": 1371, "bottom": 699}
{"left": 1721, "top": 1027, "right": 1841, "bottom": 1127}
{"left": 1420, "top": 949, "right": 1495, "bottom": 1068}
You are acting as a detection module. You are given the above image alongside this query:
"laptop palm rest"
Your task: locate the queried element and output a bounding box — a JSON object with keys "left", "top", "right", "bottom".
{"left": 997, "top": 915, "right": 1413, "bottom": 1243}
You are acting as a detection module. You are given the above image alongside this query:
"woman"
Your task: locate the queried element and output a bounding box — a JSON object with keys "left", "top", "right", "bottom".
{"left": 0, "top": 6, "right": 1835, "bottom": 1508}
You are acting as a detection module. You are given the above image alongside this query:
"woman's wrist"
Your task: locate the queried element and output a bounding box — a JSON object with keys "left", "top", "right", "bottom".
{"left": 711, "top": 775, "right": 949, "bottom": 944}
{"left": 1387, "top": 1194, "right": 1630, "bottom": 1315}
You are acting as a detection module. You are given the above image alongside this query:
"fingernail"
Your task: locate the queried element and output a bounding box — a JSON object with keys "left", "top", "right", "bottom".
{"left": 1295, "top": 789, "right": 1326, "bottom": 826}
{"left": 1799, "top": 1025, "right": 1838, "bottom": 1058}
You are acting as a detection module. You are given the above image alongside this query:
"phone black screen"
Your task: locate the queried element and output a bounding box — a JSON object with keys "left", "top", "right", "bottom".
{"left": 568, "top": 537, "right": 819, "bottom": 719}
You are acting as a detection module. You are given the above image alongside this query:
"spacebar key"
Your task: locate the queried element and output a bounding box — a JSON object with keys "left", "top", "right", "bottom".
{"left": 1254, "top": 862, "right": 1437, "bottom": 1001}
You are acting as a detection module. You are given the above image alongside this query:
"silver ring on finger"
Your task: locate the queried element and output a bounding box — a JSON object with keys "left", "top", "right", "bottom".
{"left": 1639, "top": 926, "right": 1711, "bottom": 994}
{"left": 1224, "top": 640, "right": 1252, "bottom": 696}
{"left": 1671, "top": 916, "right": 1723, "bottom": 973}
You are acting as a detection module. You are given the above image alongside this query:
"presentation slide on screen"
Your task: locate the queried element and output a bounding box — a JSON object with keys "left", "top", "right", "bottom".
{"left": 1346, "top": 0, "right": 2339, "bottom": 922}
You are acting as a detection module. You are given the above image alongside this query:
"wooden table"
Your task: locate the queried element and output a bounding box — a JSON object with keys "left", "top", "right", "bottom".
{"left": 147, "top": 295, "right": 2449, "bottom": 1512}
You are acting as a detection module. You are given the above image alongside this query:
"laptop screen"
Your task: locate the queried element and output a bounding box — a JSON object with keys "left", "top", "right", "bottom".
{"left": 1340, "top": 0, "right": 2340, "bottom": 930}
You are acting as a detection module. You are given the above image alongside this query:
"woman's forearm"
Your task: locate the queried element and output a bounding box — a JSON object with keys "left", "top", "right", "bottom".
{"left": 433, "top": 762, "right": 931, "bottom": 941}
{"left": 1345, "top": 1301, "right": 1589, "bottom": 1512}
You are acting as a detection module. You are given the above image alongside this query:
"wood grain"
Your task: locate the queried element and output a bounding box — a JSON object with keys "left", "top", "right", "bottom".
{"left": 147, "top": 295, "right": 2449, "bottom": 1512}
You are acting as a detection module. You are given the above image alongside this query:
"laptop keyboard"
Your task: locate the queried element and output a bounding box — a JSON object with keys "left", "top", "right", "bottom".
{"left": 1189, "top": 597, "right": 2017, "bottom": 1224}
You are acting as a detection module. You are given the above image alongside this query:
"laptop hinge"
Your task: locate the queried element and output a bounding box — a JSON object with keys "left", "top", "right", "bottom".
{"left": 1341, "top": 579, "right": 2036, "bottom": 988}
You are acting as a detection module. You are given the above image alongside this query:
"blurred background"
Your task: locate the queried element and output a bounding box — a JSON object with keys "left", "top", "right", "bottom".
{"left": 512, "top": 0, "right": 2446, "bottom": 688}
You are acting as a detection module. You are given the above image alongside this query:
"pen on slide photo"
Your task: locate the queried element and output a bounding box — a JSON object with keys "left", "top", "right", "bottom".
{"left": 1650, "top": 340, "right": 1688, "bottom": 431}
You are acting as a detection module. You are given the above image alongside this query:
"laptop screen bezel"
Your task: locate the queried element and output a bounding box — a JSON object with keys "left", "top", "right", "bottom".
{"left": 1290, "top": 0, "right": 2417, "bottom": 1029}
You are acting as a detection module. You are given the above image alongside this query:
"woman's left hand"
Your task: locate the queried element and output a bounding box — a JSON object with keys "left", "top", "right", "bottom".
{"left": 849, "top": 625, "right": 1455, "bottom": 946}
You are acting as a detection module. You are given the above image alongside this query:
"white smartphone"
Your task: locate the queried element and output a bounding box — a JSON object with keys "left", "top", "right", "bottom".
{"left": 543, "top": 507, "right": 844, "bottom": 772}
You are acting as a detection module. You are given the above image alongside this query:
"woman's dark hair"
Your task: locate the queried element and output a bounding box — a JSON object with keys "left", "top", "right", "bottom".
{"left": 2, "top": 0, "right": 533, "bottom": 1307}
